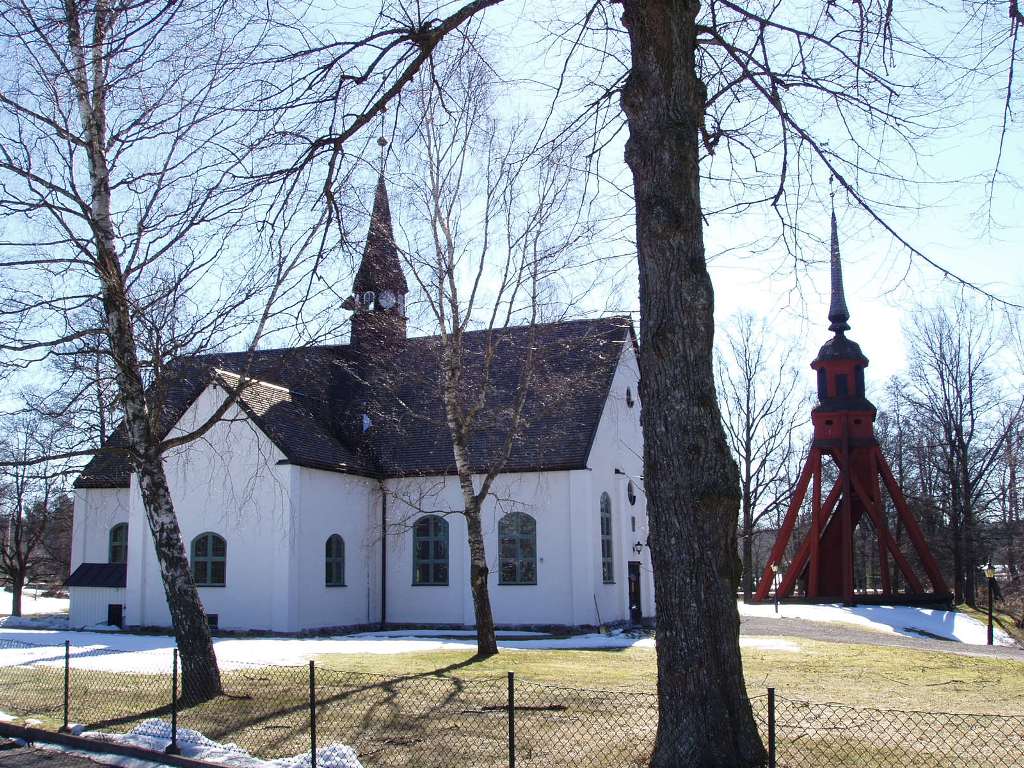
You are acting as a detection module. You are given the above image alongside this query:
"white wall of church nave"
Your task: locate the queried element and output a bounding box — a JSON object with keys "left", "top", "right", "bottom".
{"left": 383, "top": 471, "right": 577, "bottom": 626}
{"left": 582, "top": 339, "right": 656, "bottom": 623}
{"left": 71, "top": 487, "right": 130, "bottom": 571}
{"left": 290, "top": 465, "right": 380, "bottom": 631}
{"left": 126, "top": 384, "right": 293, "bottom": 632}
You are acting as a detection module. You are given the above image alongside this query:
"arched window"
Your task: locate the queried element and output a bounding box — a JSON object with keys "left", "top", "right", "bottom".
{"left": 325, "top": 534, "right": 345, "bottom": 587}
{"left": 191, "top": 533, "right": 226, "bottom": 587}
{"left": 108, "top": 523, "right": 128, "bottom": 564}
{"left": 413, "top": 515, "right": 448, "bottom": 586}
{"left": 499, "top": 512, "right": 537, "bottom": 585}
{"left": 600, "top": 492, "right": 614, "bottom": 583}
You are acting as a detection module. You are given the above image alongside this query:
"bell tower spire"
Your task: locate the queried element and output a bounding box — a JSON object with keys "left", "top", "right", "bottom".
{"left": 828, "top": 204, "right": 851, "bottom": 334}
{"left": 347, "top": 137, "right": 408, "bottom": 355}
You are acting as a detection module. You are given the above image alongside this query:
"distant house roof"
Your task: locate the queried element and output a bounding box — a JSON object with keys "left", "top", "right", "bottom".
{"left": 75, "top": 316, "right": 635, "bottom": 488}
{"left": 65, "top": 563, "right": 128, "bottom": 589}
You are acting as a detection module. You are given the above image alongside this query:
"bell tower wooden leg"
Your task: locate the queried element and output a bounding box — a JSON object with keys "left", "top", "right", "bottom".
{"left": 809, "top": 457, "right": 822, "bottom": 599}
{"left": 876, "top": 448, "right": 950, "bottom": 595}
{"left": 753, "top": 449, "right": 818, "bottom": 602}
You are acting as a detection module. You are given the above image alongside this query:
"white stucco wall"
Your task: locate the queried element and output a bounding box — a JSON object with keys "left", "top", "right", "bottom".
{"left": 291, "top": 466, "right": 379, "bottom": 630}
{"left": 125, "top": 383, "right": 294, "bottom": 631}
{"left": 68, "top": 587, "right": 126, "bottom": 628}
{"left": 583, "top": 338, "right": 655, "bottom": 622}
{"left": 70, "top": 488, "right": 130, "bottom": 570}
{"left": 384, "top": 471, "right": 576, "bottom": 627}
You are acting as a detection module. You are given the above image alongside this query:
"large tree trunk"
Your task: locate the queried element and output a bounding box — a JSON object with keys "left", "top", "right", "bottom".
{"left": 620, "top": 2, "right": 765, "bottom": 765}
{"left": 741, "top": 491, "right": 753, "bottom": 602}
{"left": 952, "top": 521, "right": 964, "bottom": 604}
{"left": 11, "top": 572, "right": 25, "bottom": 617}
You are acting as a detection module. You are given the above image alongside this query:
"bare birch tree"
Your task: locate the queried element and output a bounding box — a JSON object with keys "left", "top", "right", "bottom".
{"left": 0, "top": 0, "right": 335, "bottom": 700}
{"left": 384, "top": 42, "right": 598, "bottom": 656}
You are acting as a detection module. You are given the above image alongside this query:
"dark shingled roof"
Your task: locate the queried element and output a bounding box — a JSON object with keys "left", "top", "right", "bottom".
{"left": 65, "top": 563, "right": 128, "bottom": 588}
{"left": 75, "top": 317, "right": 634, "bottom": 487}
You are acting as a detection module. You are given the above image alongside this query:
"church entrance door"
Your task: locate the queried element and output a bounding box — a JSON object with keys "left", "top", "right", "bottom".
{"left": 628, "top": 561, "right": 642, "bottom": 624}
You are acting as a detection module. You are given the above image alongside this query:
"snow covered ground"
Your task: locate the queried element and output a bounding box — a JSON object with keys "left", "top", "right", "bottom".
{"left": 0, "top": 627, "right": 798, "bottom": 672}
{"left": 2, "top": 718, "right": 363, "bottom": 768}
{"left": 0, "top": 588, "right": 69, "bottom": 618}
{"left": 738, "top": 600, "right": 1016, "bottom": 647}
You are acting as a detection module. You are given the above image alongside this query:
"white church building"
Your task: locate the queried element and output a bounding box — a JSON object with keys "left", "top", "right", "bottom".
{"left": 67, "top": 174, "right": 654, "bottom": 634}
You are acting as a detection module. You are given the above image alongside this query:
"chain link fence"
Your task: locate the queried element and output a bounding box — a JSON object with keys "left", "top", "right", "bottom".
{"left": 1, "top": 637, "right": 1022, "bottom": 767}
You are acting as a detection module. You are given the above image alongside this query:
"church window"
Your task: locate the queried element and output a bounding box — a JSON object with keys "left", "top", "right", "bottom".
{"left": 109, "top": 523, "right": 128, "bottom": 564}
{"left": 600, "top": 492, "right": 614, "bottom": 583}
{"left": 413, "top": 515, "right": 448, "bottom": 586}
{"left": 499, "top": 512, "right": 537, "bottom": 585}
{"left": 627, "top": 481, "right": 636, "bottom": 505}
{"left": 191, "top": 533, "right": 226, "bottom": 587}
{"left": 626, "top": 387, "right": 635, "bottom": 408}
{"left": 325, "top": 534, "right": 345, "bottom": 586}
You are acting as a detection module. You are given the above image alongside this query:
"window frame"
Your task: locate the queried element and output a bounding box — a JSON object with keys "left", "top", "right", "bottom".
{"left": 412, "top": 514, "right": 449, "bottom": 586}
{"left": 600, "top": 492, "right": 615, "bottom": 584}
{"left": 191, "top": 532, "right": 227, "bottom": 587}
{"left": 498, "top": 512, "right": 538, "bottom": 586}
{"left": 108, "top": 523, "right": 128, "bottom": 565}
{"left": 325, "top": 534, "right": 346, "bottom": 587}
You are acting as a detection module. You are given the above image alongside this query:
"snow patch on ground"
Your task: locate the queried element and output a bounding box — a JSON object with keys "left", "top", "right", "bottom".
{"left": 0, "top": 588, "right": 69, "bottom": 618}
{"left": 738, "top": 601, "right": 1016, "bottom": 647}
{"left": 0, "top": 625, "right": 806, "bottom": 673}
{"left": 19, "top": 719, "right": 363, "bottom": 768}
{"left": 0, "top": 614, "right": 70, "bottom": 630}
{"left": 0, "top": 710, "right": 16, "bottom": 722}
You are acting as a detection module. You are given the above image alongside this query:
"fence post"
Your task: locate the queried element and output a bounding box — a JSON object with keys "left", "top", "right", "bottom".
{"left": 309, "top": 660, "right": 317, "bottom": 768}
{"left": 165, "top": 648, "right": 181, "bottom": 756}
{"left": 767, "top": 687, "right": 776, "bottom": 768}
{"left": 507, "top": 671, "right": 516, "bottom": 768}
{"left": 59, "top": 640, "right": 70, "bottom": 733}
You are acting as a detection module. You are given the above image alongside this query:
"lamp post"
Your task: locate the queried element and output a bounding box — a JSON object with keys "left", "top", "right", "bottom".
{"left": 771, "top": 562, "right": 780, "bottom": 615}
{"left": 984, "top": 562, "right": 996, "bottom": 646}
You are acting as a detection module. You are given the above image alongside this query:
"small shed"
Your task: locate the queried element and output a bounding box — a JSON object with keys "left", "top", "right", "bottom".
{"left": 65, "top": 563, "right": 127, "bottom": 628}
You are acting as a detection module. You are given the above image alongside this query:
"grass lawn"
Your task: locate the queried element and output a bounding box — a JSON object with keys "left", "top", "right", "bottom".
{"left": 2, "top": 639, "right": 1023, "bottom": 766}
{"left": 316, "top": 638, "right": 1024, "bottom": 714}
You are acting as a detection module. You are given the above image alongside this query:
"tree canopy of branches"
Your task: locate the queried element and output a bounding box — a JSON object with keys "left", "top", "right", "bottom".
{"left": 717, "top": 313, "right": 807, "bottom": 602}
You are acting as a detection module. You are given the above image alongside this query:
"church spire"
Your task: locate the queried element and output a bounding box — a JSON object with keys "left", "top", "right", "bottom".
{"left": 828, "top": 204, "right": 851, "bottom": 334}
{"left": 348, "top": 140, "right": 408, "bottom": 354}
{"left": 353, "top": 167, "right": 408, "bottom": 296}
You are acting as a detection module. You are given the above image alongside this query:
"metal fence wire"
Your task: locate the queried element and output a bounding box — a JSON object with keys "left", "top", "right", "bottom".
{"left": 1, "top": 638, "right": 1022, "bottom": 767}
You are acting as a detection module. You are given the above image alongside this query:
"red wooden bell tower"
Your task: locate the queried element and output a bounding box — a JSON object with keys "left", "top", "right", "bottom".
{"left": 753, "top": 211, "right": 951, "bottom": 605}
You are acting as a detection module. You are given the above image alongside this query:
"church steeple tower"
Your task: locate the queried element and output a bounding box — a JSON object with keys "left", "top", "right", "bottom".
{"left": 347, "top": 154, "right": 408, "bottom": 355}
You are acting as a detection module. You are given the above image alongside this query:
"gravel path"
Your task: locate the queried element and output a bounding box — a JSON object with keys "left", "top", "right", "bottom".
{"left": 740, "top": 614, "right": 1024, "bottom": 660}
{"left": 0, "top": 745, "right": 104, "bottom": 767}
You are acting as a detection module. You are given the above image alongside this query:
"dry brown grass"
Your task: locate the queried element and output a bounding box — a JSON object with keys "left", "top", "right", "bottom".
{"left": 2, "top": 638, "right": 1024, "bottom": 766}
